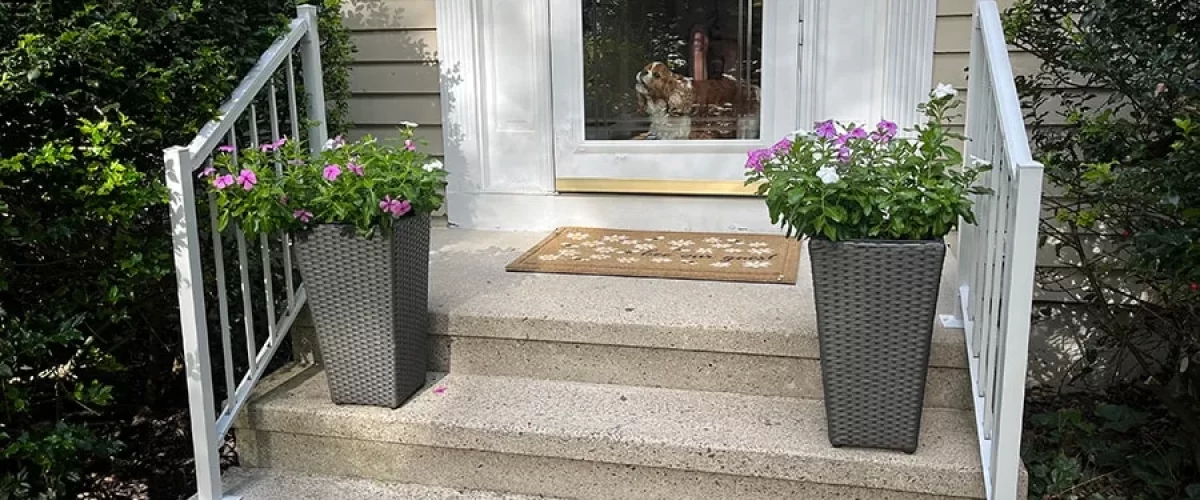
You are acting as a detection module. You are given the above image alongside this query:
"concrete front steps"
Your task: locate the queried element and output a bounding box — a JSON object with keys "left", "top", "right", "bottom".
{"left": 234, "top": 227, "right": 986, "bottom": 499}
{"left": 222, "top": 468, "right": 564, "bottom": 499}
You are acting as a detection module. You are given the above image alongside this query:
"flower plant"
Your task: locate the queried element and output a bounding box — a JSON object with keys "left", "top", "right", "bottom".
{"left": 204, "top": 124, "right": 446, "bottom": 237}
{"left": 745, "top": 84, "right": 990, "bottom": 241}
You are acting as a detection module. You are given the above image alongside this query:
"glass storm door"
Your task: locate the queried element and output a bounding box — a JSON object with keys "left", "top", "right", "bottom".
{"left": 550, "top": 0, "right": 801, "bottom": 195}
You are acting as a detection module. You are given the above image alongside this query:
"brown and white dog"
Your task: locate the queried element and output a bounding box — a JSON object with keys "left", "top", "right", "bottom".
{"left": 634, "top": 61, "right": 757, "bottom": 140}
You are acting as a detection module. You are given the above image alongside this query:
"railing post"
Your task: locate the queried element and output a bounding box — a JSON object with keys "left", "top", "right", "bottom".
{"left": 297, "top": 4, "right": 328, "bottom": 153}
{"left": 164, "top": 146, "right": 224, "bottom": 500}
{"left": 992, "top": 165, "right": 1043, "bottom": 500}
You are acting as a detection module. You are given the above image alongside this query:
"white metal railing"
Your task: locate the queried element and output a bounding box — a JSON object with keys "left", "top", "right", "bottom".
{"left": 956, "top": 1, "right": 1044, "bottom": 499}
{"left": 163, "top": 6, "right": 327, "bottom": 499}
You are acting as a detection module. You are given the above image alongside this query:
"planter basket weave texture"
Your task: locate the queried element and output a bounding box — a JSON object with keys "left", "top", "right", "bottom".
{"left": 808, "top": 239, "right": 946, "bottom": 453}
{"left": 293, "top": 215, "right": 430, "bottom": 408}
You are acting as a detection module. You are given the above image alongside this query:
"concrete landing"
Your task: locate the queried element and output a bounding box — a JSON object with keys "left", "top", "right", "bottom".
{"left": 417, "top": 227, "right": 973, "bottom": 409}
{"left": 428, "top": 227, "right": 966, "bottom": 366}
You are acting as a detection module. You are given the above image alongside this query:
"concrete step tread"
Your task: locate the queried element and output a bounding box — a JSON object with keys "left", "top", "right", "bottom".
{"left": 222, "top": 468, "right": 561, "bottom": 499}
{"left": 427, "top": 228, "right": 968, "bottom": 368}
{"left": 242, "top": 366, "right": 985, "bottom": 498}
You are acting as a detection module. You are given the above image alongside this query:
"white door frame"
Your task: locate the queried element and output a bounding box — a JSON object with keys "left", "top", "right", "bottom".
{"left": 435, "top": 0, "right": 937, "bottom": 230}
{"left": 548, "top": 1, "right": 802, "bottom": 190}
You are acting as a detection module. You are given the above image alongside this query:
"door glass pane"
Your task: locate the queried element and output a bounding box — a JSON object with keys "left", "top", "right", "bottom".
{"left": 582, "top": 0, "right": 763, "bottom": 141}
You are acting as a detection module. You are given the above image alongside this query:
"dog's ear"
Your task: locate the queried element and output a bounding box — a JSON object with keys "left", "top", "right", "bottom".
{"left": 666, "top": 79, "right": 694, "bottom": 116}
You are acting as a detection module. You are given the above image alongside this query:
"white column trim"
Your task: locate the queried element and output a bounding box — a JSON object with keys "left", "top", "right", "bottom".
{"left": 435, "top": 0, "right": 486, "bottom": 200}
{"left": 881, "top": 0, "right": 938, "bottom": 128}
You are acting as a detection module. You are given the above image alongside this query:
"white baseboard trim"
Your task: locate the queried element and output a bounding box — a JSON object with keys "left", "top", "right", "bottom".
{"left": 446, "top": 191, "right": 785, "bottom": 233}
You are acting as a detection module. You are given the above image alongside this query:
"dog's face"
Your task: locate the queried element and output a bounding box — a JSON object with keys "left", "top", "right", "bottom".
{"left": 636, "top": 62, "right": 680, "bottom": 98}
{"left": 635, "top": 62, "right": 693, "bottom": 116}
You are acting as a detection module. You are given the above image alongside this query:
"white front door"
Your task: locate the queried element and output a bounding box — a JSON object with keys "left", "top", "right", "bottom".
{"left": 549, "top": 0, "right": 802, "bottom": 195}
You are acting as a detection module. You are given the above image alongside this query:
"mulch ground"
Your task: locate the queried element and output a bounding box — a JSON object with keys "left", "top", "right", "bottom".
{"left": 77, "top": 409, "right": 236, "bottom": 500}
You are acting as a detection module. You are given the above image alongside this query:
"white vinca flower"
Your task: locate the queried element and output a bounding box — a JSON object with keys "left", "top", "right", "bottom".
{"left": 786, "top": 129, "right": 812, "bottom": 140}
{"left": 400, "top": 120, "right": 419, "bottom": 128}
{"left": 932, "top": 82, "right": 958, "bottom": 99}
{"left": 424, "top": 159, "right": 444, "bottom": 172}
{"left": 816, "top": 166, "right": 841, "bottom": 184}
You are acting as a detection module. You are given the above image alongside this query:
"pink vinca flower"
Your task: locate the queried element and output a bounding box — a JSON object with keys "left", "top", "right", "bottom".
{"left": 259, "top": 136, "right": 287, "bottom": 152}
{"left": 837, "top": 146, "right": 852, "bottom": 163}
{"left": 378, "top": 196, "right": 412, "bottom": 217}
{"left": 237, "top": 169, "right": 257, "bottom": 190}
{"left": 217, "top": 144, "right": 235, "bottom": 153}
{"left": 770, "top": 138, "right": 792, "bottom": 157}
{"left": 293, "top": 209, "right": 313, "bottom": 223}
{"left": 814, "top": 120, "right": 838, "bottom": 140}
{"left": 212, "top": 174, "right": 235, "bottom": 190}
{"left": 347, "top": 162, "right": 364, "bottom": 176}
{"left": 199, "top": 166, "right": 216, "bottom": 178}
{"left": 404, "top": 139, "right": 416, "bottom": 152}
{"left": 745, "top": 149, "right": 771, "bottom": 172}
{"left": 323, "top": 164, "right": 342, "bottom": 181}
{"left": 877, "top": 120, "right": 898, "bottom": 138}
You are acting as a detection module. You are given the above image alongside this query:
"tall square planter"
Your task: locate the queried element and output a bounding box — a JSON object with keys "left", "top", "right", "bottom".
{"left": 808, "top": 239, "right": 945, "bottom": 453}
{"left": 292, "top": 214, "right": 430, "bottom": 408}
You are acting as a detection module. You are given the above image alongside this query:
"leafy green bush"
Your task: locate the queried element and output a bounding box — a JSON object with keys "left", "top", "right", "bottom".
{"left": 0, "top": 0, "right": 352, "bottom": 497}
{"left": 745, "top": 88, "right": 988, "bottom": 241}
{"left": 1005, "top": 0, "right": 1200, "bottom": 495}
{"left": 1024, "top": 391, "right": 1200, "bottom": 499}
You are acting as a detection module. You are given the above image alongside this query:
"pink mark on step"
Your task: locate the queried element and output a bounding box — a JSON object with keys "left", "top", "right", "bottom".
{"left": 432, "top": 386, "right": 447, "bottom": 395}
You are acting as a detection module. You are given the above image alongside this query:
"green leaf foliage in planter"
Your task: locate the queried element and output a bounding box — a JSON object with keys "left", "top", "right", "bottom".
{"left": 205, "top": 126, "right": 447, "bottom": 237}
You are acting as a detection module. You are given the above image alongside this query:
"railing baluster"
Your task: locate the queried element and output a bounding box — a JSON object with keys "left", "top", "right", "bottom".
{"left": 236, "top": 227, "right": 256, "bottom": 368}
{"left": 983, "top": 159, "right": 1011, "bottom": 439}
{"left": 260, "top": 232, "right": 277, "bottom": 342}
{"left": 287, "top": 55, "right": 302, "bottom": 147}
{"left": 249, "top": 105, "right": 259, "bottom": 148}
{"left": 269, "top": 79, "right": 296, "bottom": 308}
{"left": 228, "top": 125, "right": 258, "bottom": 369}
{"left": 247, "top": 105, "right": 278, "bottom": 342}
{"left": 206, "top": 163, "right": 236, "bottom": 400}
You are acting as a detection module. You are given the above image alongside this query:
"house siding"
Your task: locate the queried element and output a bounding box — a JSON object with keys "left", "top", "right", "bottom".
{"left": 342, "top": 0, "right": 443, "bottom": 154}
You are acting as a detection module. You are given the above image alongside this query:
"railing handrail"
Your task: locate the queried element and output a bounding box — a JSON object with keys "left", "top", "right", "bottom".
{"left": 180, "top": 17, "right": 311, "bottom": 172}
{"left": 163, "top": 5, "right": 325, "bottom": 499}
{"left": 976, "top": 0, "right": 1041, "bottom": 173}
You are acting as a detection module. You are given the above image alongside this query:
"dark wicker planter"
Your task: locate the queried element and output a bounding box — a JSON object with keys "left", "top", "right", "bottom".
{"left": 292, "top": 214, "right": 430, "bottom": 408}
{"left": 808, "top": 238, "right": 946, "bottom": 453}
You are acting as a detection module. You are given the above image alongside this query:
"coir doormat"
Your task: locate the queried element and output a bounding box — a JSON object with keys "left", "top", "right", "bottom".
{"left": 505, "top": 227, "right": 801, "bottom": 284}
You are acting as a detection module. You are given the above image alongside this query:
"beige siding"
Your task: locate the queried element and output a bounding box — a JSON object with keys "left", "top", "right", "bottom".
{"left": 342, "top": 0, "right": 441, "bottom": 151}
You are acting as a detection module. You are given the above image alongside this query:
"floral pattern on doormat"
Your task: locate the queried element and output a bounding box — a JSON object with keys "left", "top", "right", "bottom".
{"left": 505, "top": 227, "right": 801, "bottom": 284}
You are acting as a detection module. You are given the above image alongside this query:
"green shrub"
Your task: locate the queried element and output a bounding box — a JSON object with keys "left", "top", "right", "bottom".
{"left": 0, "top": 0, "right": 351, "bottom": 497}
{"left": 1005, "top": 0, "right": 1200, "bottom": 495}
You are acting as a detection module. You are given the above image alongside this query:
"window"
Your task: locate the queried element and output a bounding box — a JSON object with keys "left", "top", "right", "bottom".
{"left": 581, "top": 0, "right": 764, "bottom": 141}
